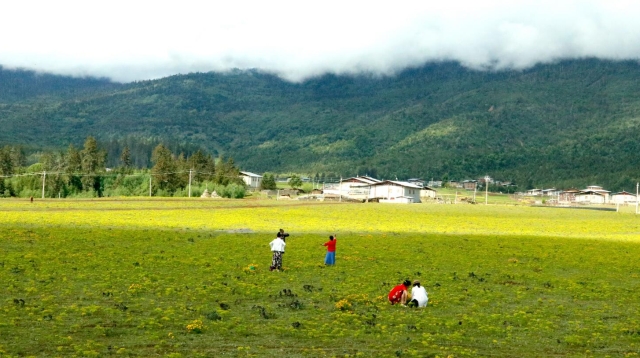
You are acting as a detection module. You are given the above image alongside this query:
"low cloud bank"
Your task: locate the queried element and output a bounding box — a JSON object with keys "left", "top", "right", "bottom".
{"left": 1, "top": 1, "right": 638, "bottom": 82}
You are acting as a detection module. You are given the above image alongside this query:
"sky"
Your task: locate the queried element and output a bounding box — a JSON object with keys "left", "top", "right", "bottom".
{"left": 1, "top": 0, "right": 639, "bottom": 82}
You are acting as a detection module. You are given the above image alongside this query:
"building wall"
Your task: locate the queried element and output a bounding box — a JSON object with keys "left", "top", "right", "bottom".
{"left": 559, "top": 193, "right": 577, "bottom": 203}
{"left": 242, "top": 176, "right": 262, "bottom": 188}
{"left": 611, "top": 194, "right": 637, "bottom": 204}
{"left": 420, "top": 189, "right": 436, "bottom": 198}
{"left": 575, "top": 194, "right": 606, "bottom": 204}
{"left": 369, "top": 184, "right": 421, "bottom": 203}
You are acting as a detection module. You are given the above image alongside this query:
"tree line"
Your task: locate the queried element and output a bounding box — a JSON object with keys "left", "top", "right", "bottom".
{"left": 0, "top": 137, "right": 245, "bottom": 198}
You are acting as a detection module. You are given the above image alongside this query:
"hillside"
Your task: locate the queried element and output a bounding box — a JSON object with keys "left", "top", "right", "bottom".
{"left": 1, "top": 59, "right": 640, "bottom": 190}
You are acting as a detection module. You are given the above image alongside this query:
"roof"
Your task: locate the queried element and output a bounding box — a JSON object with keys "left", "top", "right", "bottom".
{"left": 561, "top": 188, "right": 581, "bottom": 193}
{"left": 583, "top": 185, "right": 609, "bottom": 193}
{"left": 239, "top": 171, "right": 262, "bottom": 178}
{"left": 612, "top": 191, "right": 635, "bottom": 196}
{"left": 368, "top": 180, "right": 423, "bottom": 189}
{"left": 577, "top": 190, "right": 605, "bottom": 196}
{"left": 343, "top": 176, "right": 381, "bottom": 185}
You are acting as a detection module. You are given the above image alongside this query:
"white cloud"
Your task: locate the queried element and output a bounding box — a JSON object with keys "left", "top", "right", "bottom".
{"left": 1, "top": 0, "right": 639, "bottom": 82}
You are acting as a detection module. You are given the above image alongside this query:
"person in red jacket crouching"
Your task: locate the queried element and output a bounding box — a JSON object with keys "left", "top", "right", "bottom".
{"left": 322, "top": 234, "right": 337, "bottom": 265}
{"left": 388, "top": 280, "right": 411, "bottom": 305}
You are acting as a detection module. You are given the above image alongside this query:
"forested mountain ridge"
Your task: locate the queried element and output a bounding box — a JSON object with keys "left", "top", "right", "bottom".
{"left": 1, "top": 59, "right": 640, "bottom": 190}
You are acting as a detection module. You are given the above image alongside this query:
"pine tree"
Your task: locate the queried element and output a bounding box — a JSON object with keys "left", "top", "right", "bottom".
{"left": 0, "top": 147, "right": 11, "bottom": 196}
{"left": 80, "top": 136, "right": 106, "bottom": 195}
{"left": 151, "top": 144, "right": 179, "bottom": 193}
{"left": 0, "top": 146, "right": 13, "bottom": 177}
{"left": 120, "top": 146, "right": 132, "bottom": 169}
{"left": 188, "top": 150, "right": 209, "bottom": 182}
{"left": 66, "top": 144, "right": 83, "bottom": 192}
{"left": 260, "top": 173, "right": 277, "bottom": 190}
{"left": 9, "top": 146, "right": 26, "bottom": 170}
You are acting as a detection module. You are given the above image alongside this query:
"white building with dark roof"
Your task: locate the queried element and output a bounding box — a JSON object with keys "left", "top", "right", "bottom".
{"left": 239, "top": 171, "right": 263, "bottom": 188}
{"left": 575, "top": 185, "right": 611, "bottom": 204}
{"left": 368, "top": 180, "right": 423, "bottom": 203}
{"left": 611, "top": 191, "right": 637, "bottom": 205}
{"left": 323, "top": 176, "right": 382, "bottom": 199}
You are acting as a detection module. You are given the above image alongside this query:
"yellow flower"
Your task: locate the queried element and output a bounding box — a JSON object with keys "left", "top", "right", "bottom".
{"left": 186, "top": 319, "right": 204, "bottom": 334}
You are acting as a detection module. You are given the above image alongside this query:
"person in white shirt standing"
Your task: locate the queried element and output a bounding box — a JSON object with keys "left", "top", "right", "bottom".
{"left": 409, "top": 280, "right": 428, "bottom": 308}
{"left": 269, "top": 232, "right": 286, "bottom": 271}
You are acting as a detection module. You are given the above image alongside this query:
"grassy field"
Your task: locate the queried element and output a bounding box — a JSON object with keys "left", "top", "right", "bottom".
{"left": 1, "top": 198, "right": 640, "bottom": 357}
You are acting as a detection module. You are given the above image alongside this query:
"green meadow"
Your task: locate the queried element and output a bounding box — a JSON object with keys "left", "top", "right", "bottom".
{"left": 1, "top": 199, "right": 640, "bottom": 357}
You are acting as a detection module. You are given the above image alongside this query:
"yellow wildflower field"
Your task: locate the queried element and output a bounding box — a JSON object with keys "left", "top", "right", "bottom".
{"left": 1, "top": 198, "right": 639, "bottom": 357}
{"left": 1, "top": 198, "right": 639, "bottom": 240}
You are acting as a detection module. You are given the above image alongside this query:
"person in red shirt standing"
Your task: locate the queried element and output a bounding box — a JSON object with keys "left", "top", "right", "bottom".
{"left": 322, "top": 234, "right": 337, "bottom": 265}
{"left": 388, "top": 280, "right": 411, "bottom": 305}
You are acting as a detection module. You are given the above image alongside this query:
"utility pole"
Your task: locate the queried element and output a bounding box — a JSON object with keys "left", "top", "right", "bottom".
{"left": 149, "top": 175, "right": 152, "bottom": 197}
{"left": 41, "top": 171, "right": 46, "bottom": 199}
{"left": 485, "top": 175, "right": 489, "bottom": 205}
{"left": 636, "top": 183, "right": 640, "bottom": 215}
{"left": 188, "top": 169, "right": 193, "bottom": 198}
{"left": 339, "top": 176, "right": 342, "bottom": 202}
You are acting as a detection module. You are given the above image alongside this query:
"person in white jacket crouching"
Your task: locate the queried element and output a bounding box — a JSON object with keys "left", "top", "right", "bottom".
{"left": 408, "top": 280, "right": 428, "bottom": 308}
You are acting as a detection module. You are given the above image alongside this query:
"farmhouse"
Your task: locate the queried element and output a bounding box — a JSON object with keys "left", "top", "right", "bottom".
{"left": 420, "top": 186, "right": 437, "bottom": 199}
{"left": 526, "top": 189, "right": 542, "bottom": 196}
{"left": 527, "top": 188, "right": 559, "bottom": 197}
{"left": 323, "top": 176, "right": 381, "bottom": 199}
{"left": 611, "top": 191, "right": 637, "bottom": 205}
{"left": 448, "top": 180, "right": 463, "bottom": 188}
{"left": 368, "top": 180, "right": 422, "bottom": 203}
{"left": 239, "top": 171, "right": 262, "bottom": 189}
{"left": 407, "top": 178, "right": 425, "bottom": 187}
{"left": 542, "top": 188, "right": 561, "bottom": 197}
{"left": 575, "top": 186, "right": 611, "bottom": 204}
{"left": 462, "top": 180, "right": 477, "bottom": 190}
{"left": 559, "top": 188, "right": 580, "bottom": 203}
{"left": 427, "top": 180, "right": 443, "bottom": 188}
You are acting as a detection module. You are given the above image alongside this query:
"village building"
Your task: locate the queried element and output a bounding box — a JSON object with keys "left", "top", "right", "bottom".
{"left": 427, "top": 180, "right": 442, "bottom": 188}
{"left": 574, "top": 186, "right": 611, "bottom": 204}
{"left": 407, "top": 178, "right": 425, "bottom": 187}
{"left": 448, "top": 180, "right": 463, "bottom": 188}
{"left": 611, "top": 191, "right": 637, "bottom": 205}
{"left": 559, "top": 189, "right": 580, "bottom": 203}
{"left": 542, "top": 188, "right": 561, "bottom": 197}
{"left": 526, "top": 189, "right": 543, "bottom": 196}
{"left": 323, "top": 176, "right": 381, "bottom": 199}
{"left": 575, "top": 190, "right": 607, "bottom": 204}
{"left": 368, "top": 180, "right": 423, "bottom": 203}
{"left": 462, "top": 180, "right": 477, "bottom": 191}
{"left": 239, "top": 171, "right": 263, "bottom": 189}
{"left": 420, "top": 186, "right": 437, "bottom": 199}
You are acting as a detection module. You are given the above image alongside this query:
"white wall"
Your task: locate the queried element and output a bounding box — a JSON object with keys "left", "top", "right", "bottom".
{"left": 611, "top": 194, "right": 636, "bottom": 204}
{"left": 242, "top": 175, "right": 262, "bottom": 188}
{"left": 369, "top": 184, "right": 421, "bottom": 203}
{"left": 575, "top": 194, "right": 606, "bottom": 204}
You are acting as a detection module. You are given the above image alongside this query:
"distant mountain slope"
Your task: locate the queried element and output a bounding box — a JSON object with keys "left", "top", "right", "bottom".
{"left": 1, "top": 59, "right": 640, "bottom": 190}
{"left": 0, "top": 66, "right": 119, "bottom": 102}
